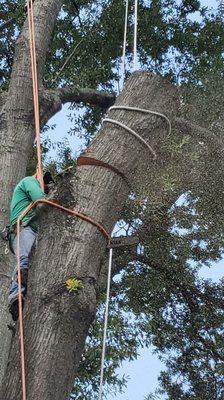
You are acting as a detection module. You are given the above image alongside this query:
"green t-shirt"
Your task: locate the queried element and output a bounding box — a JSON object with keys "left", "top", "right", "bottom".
{"left": 10, "top": 176, "right": 45, "bottom": 229}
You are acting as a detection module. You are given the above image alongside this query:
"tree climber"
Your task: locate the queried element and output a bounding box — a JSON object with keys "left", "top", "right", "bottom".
{"left": 8, "top": 172, "right": 54, "bottom": 322}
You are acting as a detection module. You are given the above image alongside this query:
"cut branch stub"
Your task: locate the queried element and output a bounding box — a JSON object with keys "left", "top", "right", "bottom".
{"left": 1, "top": 72, "right": 180, "bottom": 400}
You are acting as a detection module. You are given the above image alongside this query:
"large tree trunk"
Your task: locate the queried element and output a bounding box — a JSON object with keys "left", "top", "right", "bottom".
{"left": 0, "top": 0, "right": 63, "bottom": 385}
{"left": 1, "top": 72, "right": 179, "bottom": 399}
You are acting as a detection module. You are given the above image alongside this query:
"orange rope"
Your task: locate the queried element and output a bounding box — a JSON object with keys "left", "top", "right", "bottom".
{"left": 18, "top": 3, "right": 110, "bottom": 399}
{"left": 16, "top": 219, "right": 27, "bottom": 400}
{"left": 17, "top": 4, "right": 39, "bottom": 399}
{"left": 27, "top": 0, "right": 44, "bottom": 190}
{"left": 36, "top": 199, "right": 110, "bottom": 241}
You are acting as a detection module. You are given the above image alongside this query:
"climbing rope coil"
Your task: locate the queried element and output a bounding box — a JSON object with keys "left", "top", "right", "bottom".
{"left": 16, "top": 1, "right": 172, "bottom": 400}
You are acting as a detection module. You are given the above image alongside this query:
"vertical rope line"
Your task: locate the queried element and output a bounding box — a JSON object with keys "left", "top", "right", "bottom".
{"left": 16, "top": 220, "right": 27, "bottom": 400}
{"left": 98, "top": 247, "right": 113, "bottom": 400}
{"left": 28, "top": 0, "right": 44, "bottom": 190}
{"left": 122, "top": 0, "right": 129, "bottom": 78}
{"left": 29, "top": 0, "right": 38, "bottom": 129}
{"left": 16, "top": 2, "right": 44, "bottom": 398}
{"left": 27, "top": 1, "right": 37, "bottom": 125}
{"left": 30, "top": 0, "right": 44, "bottom": 190}
{"left": 133, "top": 0, "right": 138, "bottom": 71}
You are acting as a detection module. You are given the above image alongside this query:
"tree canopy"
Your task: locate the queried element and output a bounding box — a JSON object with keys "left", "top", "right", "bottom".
{"left": 0, "top": 1, "right": 224, "bottom": 399}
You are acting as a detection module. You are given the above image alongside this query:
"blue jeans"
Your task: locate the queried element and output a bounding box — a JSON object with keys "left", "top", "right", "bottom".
{"left": 8, "top": 226, "right": 37, "bottom": 305}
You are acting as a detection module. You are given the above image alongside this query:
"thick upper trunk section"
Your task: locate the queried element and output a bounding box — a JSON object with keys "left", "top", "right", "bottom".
{"left": 1, "top": 72, "right": 180, "bottom": 400}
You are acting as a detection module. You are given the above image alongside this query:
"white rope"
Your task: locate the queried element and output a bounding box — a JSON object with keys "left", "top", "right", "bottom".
{"left": 110, "top": 106, "right": 172, "bottom": 136}
{"left": 98, "top": 247, "right": 113, "bottom": 400}
{"left": 98, "top": 107, "right": 171, "bottom": 398}
{"left": 102, "top": 106, "right": 172, "bottom": 160}
{"left": 103, "top": 118, "right": 157, "bottom": 159}
{"left": 122, "top": 0, "right": 129, "bottom": 78}
{"left": 133, "top": 0, "right": 138, "bottom": 71}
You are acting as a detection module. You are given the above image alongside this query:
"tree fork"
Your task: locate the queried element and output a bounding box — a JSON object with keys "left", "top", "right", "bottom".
{"left": 1, "top": 72, "right": 180, "bottom": 400}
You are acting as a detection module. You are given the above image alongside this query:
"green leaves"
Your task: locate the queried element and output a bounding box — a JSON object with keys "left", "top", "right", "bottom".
{"left": 2, "top": 1, "right": 224, "bottom": 398}
{"left": 66, "top": 278, "right": 84, "bottom": 293}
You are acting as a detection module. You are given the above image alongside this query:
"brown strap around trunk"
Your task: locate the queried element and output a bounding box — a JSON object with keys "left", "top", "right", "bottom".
{"left": 77, "top": 156, "right": 131, "bottom": 188}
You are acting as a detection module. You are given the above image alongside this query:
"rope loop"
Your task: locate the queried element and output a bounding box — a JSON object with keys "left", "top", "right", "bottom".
{"left": 103, "top": 117, "right": 157, "bottom": 160}
{"left": 109, "top": 106, "right": 172, "bottom": 136}
{"left": 102, "top": 105, "right": 172, "bottom": 162}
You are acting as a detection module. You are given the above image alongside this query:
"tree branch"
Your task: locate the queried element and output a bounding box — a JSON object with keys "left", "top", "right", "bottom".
{"left": 41, "top": 86, "right": 116, "bottom": 124}
{"left": 42, "top": 88, "right": 224, "bottom": 152}
{"left": 55, "top": 86, "right": 115, "bottom": 108}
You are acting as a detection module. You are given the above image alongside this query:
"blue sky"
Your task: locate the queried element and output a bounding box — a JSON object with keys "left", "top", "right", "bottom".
{"left": 47, "top": 0, "right": 222, "bottom": 399}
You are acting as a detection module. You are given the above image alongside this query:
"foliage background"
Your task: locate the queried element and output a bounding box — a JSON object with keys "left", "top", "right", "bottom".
{"left": 1, "top": 0, "right": 224, "bottom": 399}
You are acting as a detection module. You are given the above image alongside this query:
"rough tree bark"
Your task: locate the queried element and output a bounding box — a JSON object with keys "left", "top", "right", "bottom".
{"left": 0, "top": 0, "right": 114, "bottom": 385}
{"left": 0, "top": 0, "right": 64, "bottom": 385}
{"left": 1, "top": 71, "right": 180, "bottom": 399}
{"left": 0, "top": 0, "right": 215, "bottom": 395}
